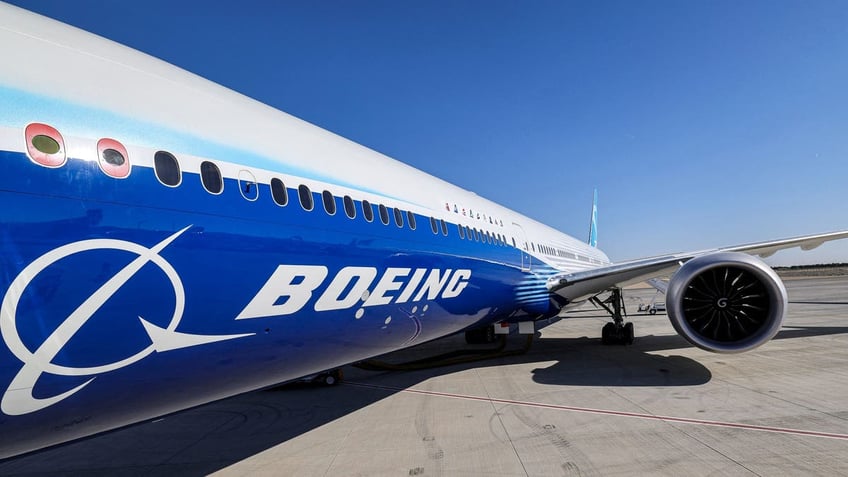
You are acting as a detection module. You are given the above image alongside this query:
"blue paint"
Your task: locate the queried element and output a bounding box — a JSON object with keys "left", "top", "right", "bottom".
{"left": 0, "top": 149, "right": 556, "bottom": 456}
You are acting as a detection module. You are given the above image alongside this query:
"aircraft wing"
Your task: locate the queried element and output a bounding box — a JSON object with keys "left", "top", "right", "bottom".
{"left": 547, "top": 230, "right": 848, "bottom": 303}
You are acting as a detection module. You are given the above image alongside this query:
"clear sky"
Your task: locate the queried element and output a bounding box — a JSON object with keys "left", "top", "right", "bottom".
{"left": 6, "top": 0, "right": 848, "bottom": 265}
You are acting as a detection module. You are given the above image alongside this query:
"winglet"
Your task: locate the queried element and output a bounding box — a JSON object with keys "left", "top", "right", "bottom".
{"left": 588, "top": 188, "right": 598, "bottom": 247}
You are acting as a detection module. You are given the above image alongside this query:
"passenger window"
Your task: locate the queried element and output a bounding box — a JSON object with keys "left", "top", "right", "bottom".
{"left": 238, "top": 170, "right": 258, "bottom": 201}
{"left": 97, "top": 138, "right": 130, "bottom": 178}
{"left": 343, "top": 195, "right": 356, "bottom": 218}
{"left": 298, "top": 184, "right": 314, "bottom": 211}
{"left": 458, "top": 225, "right": 465, "bottom": 239}
{"left": 362, "top": 200, "right": 374, "bottom": 222}
{"left": 440, "top": 219, "right": 448, "bottom": 236}
{"left": 379, "top": 204, "right": 390, "bottom": 225}
{"left": 430, "top": 217, "right": 438, "bottom": 234}
{"left": 322, "top": 190, "right": 336, "bottom": 215}
{"left": 25, "top": 123, "right": 66, "bottom": 168}
{"left": 201, "top": 161, "right": 223, "bottom": 194}
{"left": 154, "top": 151, "right": 181, "bottom": 187}
{"left": 407, "top": 211, "right": 416, "bottom": 230}
{"left": 512, "top": 238, "right": 517, "bottom": 247}
{"left": 474, "top": 228, "right": 480, "bottom": 241}
{"left": 393, "top": 208, "right": 404, "bottom": 228}
{"left": 466, "top": 226, "right": 472, "bottom": 240}
{"left": 270, "top": 178, "right": 287, "bottom": 206}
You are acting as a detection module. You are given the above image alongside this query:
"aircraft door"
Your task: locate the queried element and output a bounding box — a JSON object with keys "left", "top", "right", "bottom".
{"left": 512, "top": 222, "right": 531, "bottom": 271}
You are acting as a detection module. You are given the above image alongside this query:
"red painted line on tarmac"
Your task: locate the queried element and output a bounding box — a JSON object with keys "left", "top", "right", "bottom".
{"left": 345, "top": 381, "right": 848, "bottom": 441}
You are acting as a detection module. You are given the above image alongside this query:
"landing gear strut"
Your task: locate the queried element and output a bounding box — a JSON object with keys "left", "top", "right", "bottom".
{"left": 591, "top": 288, "right": 634, "bottom": 345}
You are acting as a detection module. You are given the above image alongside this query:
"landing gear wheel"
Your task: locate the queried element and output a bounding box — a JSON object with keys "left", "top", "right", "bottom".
{"left": 601, "top": 322, "right": 634, "bottom": 345}
{"left": 484, "top": 325, "right": 495, "bottom": 343}
{"left": 601, "top": 322, "right": 615, "bottom": 345}
{"left": 594, "top": 288, "right": 635, "bottom": 346}
{"left": 624, "top": 322, "right": 634, "bottom": 345}
{"left": 465, "top": 325, "right": 496, "bottom": 344}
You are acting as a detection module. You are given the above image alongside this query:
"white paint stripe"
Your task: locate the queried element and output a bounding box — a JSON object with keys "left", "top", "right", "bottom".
{"left": 345, "top": 381, "right": 848, "bottom": 441}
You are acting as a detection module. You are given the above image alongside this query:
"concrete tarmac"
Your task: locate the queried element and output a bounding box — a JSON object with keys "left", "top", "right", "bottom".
{"left": 1, "top": 277, "right": 847, "bottom": 476}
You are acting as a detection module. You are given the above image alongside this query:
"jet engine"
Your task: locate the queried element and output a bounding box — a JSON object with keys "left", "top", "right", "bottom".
{"left": 666, "top": 252, "right": 787, "bottom": 353}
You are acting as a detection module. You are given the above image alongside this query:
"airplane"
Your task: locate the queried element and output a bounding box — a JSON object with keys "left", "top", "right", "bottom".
{"left": 0, "top": 3, "right": 846, "bottom": 459}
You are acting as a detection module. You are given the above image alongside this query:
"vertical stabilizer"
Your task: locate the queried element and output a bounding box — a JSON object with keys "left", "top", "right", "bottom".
{"left": 588, "top": 189, "right": 598, "bottom": 247}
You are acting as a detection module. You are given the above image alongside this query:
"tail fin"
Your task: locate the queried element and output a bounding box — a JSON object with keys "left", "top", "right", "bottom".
{"left": 588, "top": 189, "right": 598, "bottom": 247}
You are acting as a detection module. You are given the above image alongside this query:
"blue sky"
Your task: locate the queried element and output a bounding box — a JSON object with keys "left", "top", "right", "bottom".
{"left": 7, "top": 0, "right": 848, "bottom": 265}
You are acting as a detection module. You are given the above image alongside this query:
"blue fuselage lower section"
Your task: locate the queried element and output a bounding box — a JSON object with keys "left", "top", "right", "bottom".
{"left": 0, "top": 150, "right": 556, "bottom": 457}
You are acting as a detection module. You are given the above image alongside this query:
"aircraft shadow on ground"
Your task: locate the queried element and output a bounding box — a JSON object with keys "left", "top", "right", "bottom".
{"left": 2, "top": 324, "right": 847, "bottom": 475}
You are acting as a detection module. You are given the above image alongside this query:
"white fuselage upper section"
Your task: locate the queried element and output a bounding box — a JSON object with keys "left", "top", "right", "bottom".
{"left": 0, "top": 2, "right": 609, "bottom": 272}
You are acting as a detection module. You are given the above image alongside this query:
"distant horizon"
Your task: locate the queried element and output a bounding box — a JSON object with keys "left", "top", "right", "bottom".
{"left": 6, "top": 1, "right": 847, "bottom": 266}
{"left": 772, "top": 262, "right": 848, "bottom": 268}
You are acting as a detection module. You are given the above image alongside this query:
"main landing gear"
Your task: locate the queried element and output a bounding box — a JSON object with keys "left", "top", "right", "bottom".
{"left": 591, "top": 288, "right": 634, "bottom": 345}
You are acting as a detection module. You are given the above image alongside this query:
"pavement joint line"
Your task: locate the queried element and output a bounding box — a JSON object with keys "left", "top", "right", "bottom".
{"left": 474, "top": 369, "right": 530, "bottom": 477}
{"left": 345, "top": 381, "right": 848, "bottom": 441}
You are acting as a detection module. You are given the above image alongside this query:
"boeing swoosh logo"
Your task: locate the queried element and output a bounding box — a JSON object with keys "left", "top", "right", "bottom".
{"left": 0, "top": 226, "right": 253, "bottom": 415}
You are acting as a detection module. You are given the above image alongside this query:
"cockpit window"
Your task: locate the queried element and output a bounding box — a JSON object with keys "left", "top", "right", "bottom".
{"left": 25, "top": 123, "right": 66, "bottom": 167}
{"left": 102, "top": 149, "right": 123, "bottom": 165}
{"left": 97, "top": 138, "right": 130, "bottom": 178}
{"left": 32, "top": 135, "right": 60, "bottom": 154}
{"left": 154, "top": 151, "right": 181, "bottom": 187}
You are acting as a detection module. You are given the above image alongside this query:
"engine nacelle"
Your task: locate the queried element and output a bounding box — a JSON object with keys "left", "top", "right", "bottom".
{"left": 666, "top": 252, "right": 787, "bottom": 353}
